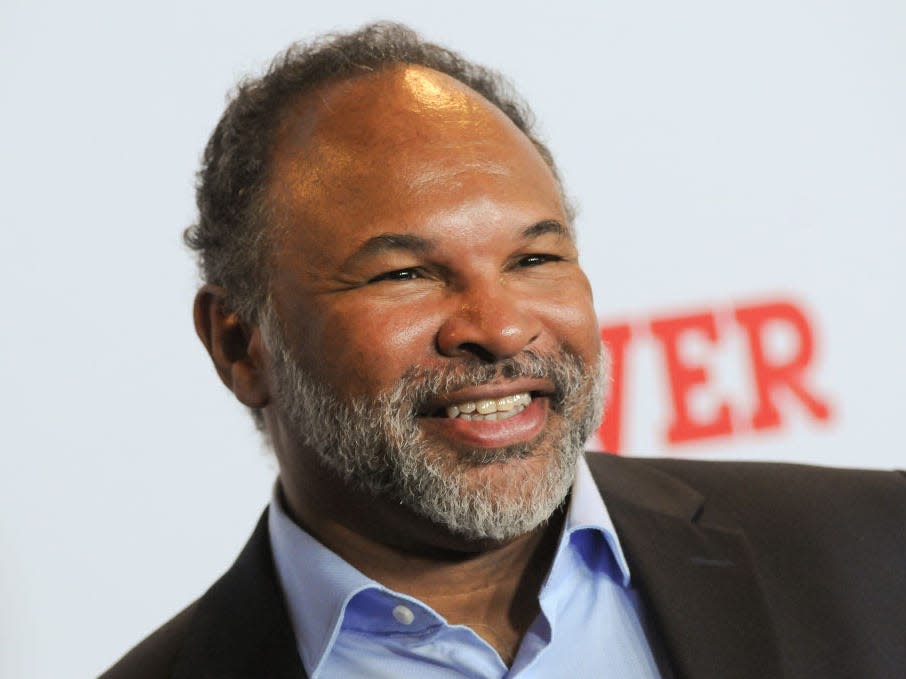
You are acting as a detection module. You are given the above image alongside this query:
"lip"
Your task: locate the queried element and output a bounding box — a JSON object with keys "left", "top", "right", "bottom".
{"left": 419, "top": 377, "right": 555, "bottom": 415}
{"left": 418, "top": 396, "right": 549, "bottom": 448}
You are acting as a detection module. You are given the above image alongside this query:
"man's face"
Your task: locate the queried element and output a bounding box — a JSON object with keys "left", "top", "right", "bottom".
{"left": 263, "top": 66, "right": 604, "bottom": 541}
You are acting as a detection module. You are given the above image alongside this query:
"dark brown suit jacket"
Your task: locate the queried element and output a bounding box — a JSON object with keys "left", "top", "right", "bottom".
{"left": 101, "top": 456, "right": 906, "bottom": 678}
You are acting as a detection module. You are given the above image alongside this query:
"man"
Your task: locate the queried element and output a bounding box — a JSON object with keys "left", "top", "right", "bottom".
{"left": 103, "top": 22, "right": 906, "bottom": 679}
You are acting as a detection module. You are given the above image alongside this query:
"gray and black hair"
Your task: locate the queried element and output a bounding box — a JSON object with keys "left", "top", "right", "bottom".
{"left": 184, "top": 21, "right": 564, "bottom": 324}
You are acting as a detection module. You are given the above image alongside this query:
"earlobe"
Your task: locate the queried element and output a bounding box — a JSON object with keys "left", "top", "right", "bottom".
{"left": 193, "top": 285, "right": 271, "bottom": 408}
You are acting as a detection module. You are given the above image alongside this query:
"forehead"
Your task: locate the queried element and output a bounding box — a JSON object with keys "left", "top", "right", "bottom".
{"left": 266, "top": 65, "right": 567, "bottom": 257}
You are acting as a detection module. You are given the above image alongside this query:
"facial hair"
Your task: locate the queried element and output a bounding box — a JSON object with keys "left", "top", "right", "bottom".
{"left": 265, "top": 319, "right": 608, "bottom": 542}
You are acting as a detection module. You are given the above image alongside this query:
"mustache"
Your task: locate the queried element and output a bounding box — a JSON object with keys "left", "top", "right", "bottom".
{"left": 382, "top": 350, "right": 588, "bottom": 416}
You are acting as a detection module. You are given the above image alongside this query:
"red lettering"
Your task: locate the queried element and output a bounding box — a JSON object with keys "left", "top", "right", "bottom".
{"left": 597, "top": 323, "right": 632, "bottom": 453}
{"left": 734, "top": 301, "right": 831, "bottom": 430}
{"left": 649, "top": 311, "right": 733, "bottom": 444}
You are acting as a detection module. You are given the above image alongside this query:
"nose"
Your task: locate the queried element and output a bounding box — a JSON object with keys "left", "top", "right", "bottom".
{"left": 436, "top": 281, "right": 542, "bottom": 361}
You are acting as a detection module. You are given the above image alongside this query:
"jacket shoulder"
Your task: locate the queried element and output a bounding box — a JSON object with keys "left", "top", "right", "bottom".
{"left": 590, "top": 454, "right": 905, "bottom": 502}
{"left": 633, "top": 457, "right": 905, "bottom": 510}
{"left": 98, "top": 601, "right": 199, "bottom": 679}
{"left": 586, "top": 453, "right": 906, "bottom": 537}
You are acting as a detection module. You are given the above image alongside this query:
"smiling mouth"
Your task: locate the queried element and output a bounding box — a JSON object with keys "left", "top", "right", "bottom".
{"left": 420, "top": 391, "right": 543, "bottom": 422}
{"left": 417, "top": 386, "right": 551, "bottom": 448}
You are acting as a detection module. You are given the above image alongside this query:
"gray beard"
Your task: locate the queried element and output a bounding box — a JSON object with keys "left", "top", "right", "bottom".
{"left": 266, "top": 321, "right": 608, "bottom": 542}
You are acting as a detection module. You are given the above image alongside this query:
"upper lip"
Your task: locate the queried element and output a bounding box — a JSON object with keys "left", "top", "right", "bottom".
{"left": 418, "top": 377, "right": 555, "bottom": 415}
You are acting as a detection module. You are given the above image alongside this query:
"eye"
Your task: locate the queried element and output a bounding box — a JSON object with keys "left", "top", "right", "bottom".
{"left": 517, "top": 253, "right": 563, "bottom": 267}
{"left": 367, "top": 268, "right": 422, "bottom": 283}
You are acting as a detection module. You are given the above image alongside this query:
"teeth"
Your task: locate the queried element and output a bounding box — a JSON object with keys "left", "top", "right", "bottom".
{"left": 476, "top": 399, "right": 496, "bottom": 415}
{"left": 444, "top": 392, "right": 532, "bottom": 419}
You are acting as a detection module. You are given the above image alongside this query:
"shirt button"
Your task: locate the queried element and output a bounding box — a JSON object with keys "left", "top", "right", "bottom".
{"left": 392, "top": 604, "right": 415, "bottom": 625}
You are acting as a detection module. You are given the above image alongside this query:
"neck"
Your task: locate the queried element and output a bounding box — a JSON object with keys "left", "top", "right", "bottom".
{"left": 278, "top": 470, "right": 566, "bottom": 666}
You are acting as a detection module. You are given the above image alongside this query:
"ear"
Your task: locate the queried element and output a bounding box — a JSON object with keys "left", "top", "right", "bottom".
{"left": 193, "top": 284, "right": 270, "bottom": 409}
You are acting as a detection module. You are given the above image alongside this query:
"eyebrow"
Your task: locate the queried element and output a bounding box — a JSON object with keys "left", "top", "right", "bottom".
{"left": 523, "top": 219, "right": 573, "bottom": 241}
{"left": 353, "top": 232, "right": 433, "bottom": 259}
{"left": 346, "top": 219, "right": 573, "bottom": 265}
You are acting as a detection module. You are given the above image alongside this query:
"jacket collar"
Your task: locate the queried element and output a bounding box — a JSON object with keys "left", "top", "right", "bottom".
{"left": 171, "top": 511, "right": 307, "bottom": 679}
{"left": 585, "top": 453, "right": 783, "bottom": 679}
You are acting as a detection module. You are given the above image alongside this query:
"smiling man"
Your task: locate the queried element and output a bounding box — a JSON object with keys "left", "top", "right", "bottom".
{"left": 258, "top": 62, "right": 606, "bottom": 558}
{"left": 102, "top": 22, "right": 906, "bottom": 679}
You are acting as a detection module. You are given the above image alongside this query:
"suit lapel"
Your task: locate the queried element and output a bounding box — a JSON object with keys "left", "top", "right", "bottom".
{"left": 172, "top": 510, "right": 307, "bottom": 679}
{"left": 586, "top": 454, "right": 783, "bottom": 679}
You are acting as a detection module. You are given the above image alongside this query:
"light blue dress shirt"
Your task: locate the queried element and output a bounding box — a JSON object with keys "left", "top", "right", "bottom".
{"left": 268, "top": 457, "right": 665, "bottom": 678}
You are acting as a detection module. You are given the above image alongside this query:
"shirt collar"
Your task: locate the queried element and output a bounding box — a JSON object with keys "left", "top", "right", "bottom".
{"left": 268, "top": 492, "right": 376, "bottom": 676}
{"left": 268, "top": 454, "right": 631, "bottom": 676}
{"left": 565, "top": 454, "right": 632, "bottom": 587}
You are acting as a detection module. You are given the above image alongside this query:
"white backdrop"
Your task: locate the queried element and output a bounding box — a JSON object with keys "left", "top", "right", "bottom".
{"left": 2, "top": 1, "right": 904, "bottom": 677}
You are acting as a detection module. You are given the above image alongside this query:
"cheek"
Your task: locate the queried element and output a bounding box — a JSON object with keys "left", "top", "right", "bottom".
{"left": 537, "top": 279, "right": 600, "bottom": 361}
{"left": 310, "top": 302, "right": 443, "bottom": 395}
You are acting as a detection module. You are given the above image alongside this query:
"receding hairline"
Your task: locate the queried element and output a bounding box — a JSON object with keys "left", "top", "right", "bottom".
{"left": 187, "top": 21, "right": 574, "bottom": 330}
{"left": 262, "top": 64, "right": 573, "bottom": 232}
{"left": 269, "top": 64, "right": 540, "bottom": 162}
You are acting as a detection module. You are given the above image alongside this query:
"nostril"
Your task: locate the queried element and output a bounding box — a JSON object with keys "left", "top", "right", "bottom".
{"left": 457, "top": 342, "right": 497, "bottom": 362}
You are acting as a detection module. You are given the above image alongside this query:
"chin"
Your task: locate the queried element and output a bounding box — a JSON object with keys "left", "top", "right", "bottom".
{"left": 396, "top": 427, "right": 580, "bottom": 543}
